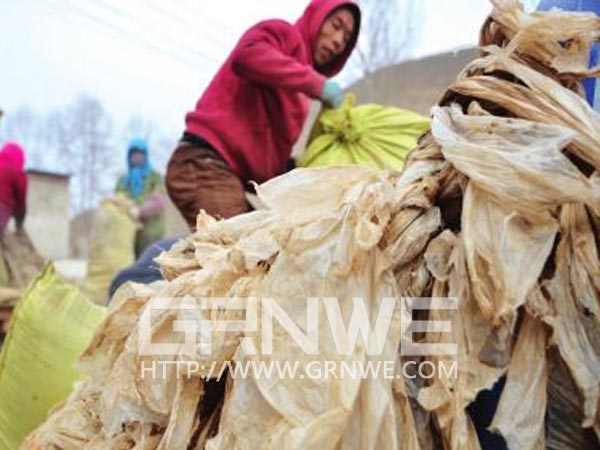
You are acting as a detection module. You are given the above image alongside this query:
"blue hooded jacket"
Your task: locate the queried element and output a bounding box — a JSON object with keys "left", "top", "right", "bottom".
{"left": 119, "top": 138, "right": 153, "bottom": 201}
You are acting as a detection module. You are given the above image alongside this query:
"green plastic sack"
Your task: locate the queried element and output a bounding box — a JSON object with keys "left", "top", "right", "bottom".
{"left": 83, "top": 196, "right": 136, "bottom": 304}
{"left": 0, "top": 263, "right": 105, "bottom": 450}
{"left": 299, "top": 95, "right": 430, "bottom": 170}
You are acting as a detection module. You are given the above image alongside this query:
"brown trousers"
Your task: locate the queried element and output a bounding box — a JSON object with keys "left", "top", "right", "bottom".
{"left": 166, "top": 143, "right": 250, "bottom": 230}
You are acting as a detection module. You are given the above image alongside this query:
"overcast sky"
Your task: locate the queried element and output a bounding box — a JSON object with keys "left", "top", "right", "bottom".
{"left": 0, "top": 0, "right": 540, "bottom": 136}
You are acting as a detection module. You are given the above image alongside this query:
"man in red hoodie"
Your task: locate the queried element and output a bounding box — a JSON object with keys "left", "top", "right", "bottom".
{"left": 0, "top": 142, "right": 27, "bottom": 238}
{"left": 166, "top": 0, "right": 361, "bottom": 229}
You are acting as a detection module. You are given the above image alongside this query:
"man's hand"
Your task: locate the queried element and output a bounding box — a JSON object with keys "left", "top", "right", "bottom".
{"left": 320, "top": 80, "right": 344, "bottom": 109}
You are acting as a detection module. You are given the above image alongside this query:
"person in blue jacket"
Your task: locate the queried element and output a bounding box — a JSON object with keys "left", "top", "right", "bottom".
{"left": 116, "top": 138, "right": 167, "bottom": 257}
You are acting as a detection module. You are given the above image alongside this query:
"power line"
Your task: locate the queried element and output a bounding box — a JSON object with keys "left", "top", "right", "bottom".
{"left": 20, "top": 0, "right": 119, "bottom": 40}
{"left": 180, "top": 0, "right": 234, "bottom": 35}
{"left": 35, "top": 0, "right": 203, "bottom": 68}
{"left": 144, "top": 0, "right": 231, "bottom": 49}
{"left": 84, "top": 0, "right": 222, "bottom": 63}
{"left": 22, "top": 0, "right": 216, "bottom": 69}
{"left": 75, "top": 0, "right": 219, "bottom": 64}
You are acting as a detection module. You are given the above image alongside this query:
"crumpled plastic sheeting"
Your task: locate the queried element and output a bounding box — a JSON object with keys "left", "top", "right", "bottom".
{"left": 23, "top": 1, "right": 600, "bottom": 449}
{"left": 418, "top": 231, "right": 503, "bottom": 450}
{"left": 490, "top": 315, "right": 548, "bottom": 450}
{"left": 452, "top": 48, "right": 600, "bottom": 174}
{"left": 545, "top": 348, "right": 600, "bottom": 450}
{"left": 487, "top": 0, "right": 600, "bottom": 77}
{"left": 27, "top": 168, "right": 441, "bottom": 450}
{"left": 431, "top": 105, "right": 597, "bottom": 213}
{"left": 543, "top": 205, "right": 600, "bottom": 429}
{"left": 203, "top": 170, "right": 405, "bottom": 450}
{"left": 461, "top": 184, "right": 558, "bottom": 326}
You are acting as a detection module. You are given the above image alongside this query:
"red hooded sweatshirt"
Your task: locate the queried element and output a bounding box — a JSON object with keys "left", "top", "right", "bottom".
{"left": 185, "top": 0, "right": 361, "bottom": 184}
{"left": 0, "top": 142, "right": 27, "bottom": 225}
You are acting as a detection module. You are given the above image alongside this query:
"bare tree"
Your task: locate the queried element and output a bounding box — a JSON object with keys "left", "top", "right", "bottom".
{"left": 68, "top": 96, "right": 116, "bottom": 212}
{"left": 342, "top": 0, "right": 423, "bottom": 83}
{"left": 0, "top": 106, "right": 47, "bottom": 167}
{"left": 1, "top": 97, "right": 174, "bottom": 215}
{"left": 123, "top": 116, "right": 155, "bottom": 143}
{"left": 44, "top": 109, "right": 79, "bottom": 173}
{"left": 150, "top": 134, "right": 177, "bottom": 171}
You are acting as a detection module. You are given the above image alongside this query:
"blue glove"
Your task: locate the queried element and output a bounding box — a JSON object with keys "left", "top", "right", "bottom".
{"left": 321, "top": 80, "right": 344, "bottom": 108}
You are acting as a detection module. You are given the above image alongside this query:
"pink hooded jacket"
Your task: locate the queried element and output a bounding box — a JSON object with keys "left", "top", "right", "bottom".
{"left": 0, "top": 142, "right": 27, "bottom": 226}
{"left": 185, "top": 0, "right": 361, "bottom": 184}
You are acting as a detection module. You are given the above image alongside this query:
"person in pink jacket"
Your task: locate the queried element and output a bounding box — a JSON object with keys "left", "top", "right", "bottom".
{"left": 166, "top": 0, "right": 361, "bottom": 228}
{"left": 0, "top": 142, "right": 27, "bottom": 239}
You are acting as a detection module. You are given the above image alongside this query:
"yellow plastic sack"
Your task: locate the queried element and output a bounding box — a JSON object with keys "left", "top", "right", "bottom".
{"left": 0, "top": 231, "right": 45, "bottom": 290}
{"left": 83, "top": 196, "right": 136, "bottom": 304}
{"left": 0, "top": 263, "right": 106, "bottom": 450}
{"left": 299, "top": 95, "right": 430, "bottom": 170}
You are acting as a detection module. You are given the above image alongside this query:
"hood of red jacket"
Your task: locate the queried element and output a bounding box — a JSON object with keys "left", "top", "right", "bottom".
{"left": 295, "top": 0, "right": 361, "bottom": 77}
{"left": 0, "top": 142, "right": 25, "bottom": 171}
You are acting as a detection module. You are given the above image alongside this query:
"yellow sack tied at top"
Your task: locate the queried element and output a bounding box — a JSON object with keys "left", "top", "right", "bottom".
{"left": 83, "top": 195, "right": 136, "bottom": 305}
{"left": 0, "top": 263, "right": 106, "bottom": 450}
{"left": 299, "top": 95, "right": 430, "bottom": 170}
